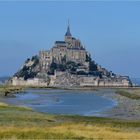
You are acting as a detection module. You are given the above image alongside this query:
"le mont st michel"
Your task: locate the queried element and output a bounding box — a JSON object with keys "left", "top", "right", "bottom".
{"left": 10, "top": 24, "right": 132, "bottom": 87}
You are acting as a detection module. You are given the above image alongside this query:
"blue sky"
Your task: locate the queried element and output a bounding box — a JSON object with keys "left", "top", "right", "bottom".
{"left": 0, "top": 1, "right": 140, "bottom": 77}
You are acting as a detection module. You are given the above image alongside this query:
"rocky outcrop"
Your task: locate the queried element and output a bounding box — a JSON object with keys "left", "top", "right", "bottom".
{"left": 14, "top": 56, "right": 40, "bottom": 80}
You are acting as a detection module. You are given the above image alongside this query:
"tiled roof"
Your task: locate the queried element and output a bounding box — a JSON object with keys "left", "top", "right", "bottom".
{"left": 67, "top": 47, "right": 85, "bottom": 50}
{"left": 55, "top": 41, "right": 66, "bottom": 44}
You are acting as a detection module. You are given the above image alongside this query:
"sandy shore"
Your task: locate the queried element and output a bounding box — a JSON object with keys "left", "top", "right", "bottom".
{"left": 97, "top": 89, "right": 140, "bottom": 120}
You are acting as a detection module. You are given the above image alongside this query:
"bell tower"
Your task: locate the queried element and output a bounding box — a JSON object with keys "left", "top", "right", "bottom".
{"left": 65, "top": 20, "right": 72, "bottom": 43}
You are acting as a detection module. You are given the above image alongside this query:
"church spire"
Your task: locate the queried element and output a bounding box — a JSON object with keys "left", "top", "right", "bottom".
{"left": 65, "top": 20, "right": 72, "bottom": 36}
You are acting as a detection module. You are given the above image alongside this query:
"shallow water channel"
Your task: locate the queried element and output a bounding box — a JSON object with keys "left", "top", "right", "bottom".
{"left": 0, "top": 89, "right": 117, "bottom": 116}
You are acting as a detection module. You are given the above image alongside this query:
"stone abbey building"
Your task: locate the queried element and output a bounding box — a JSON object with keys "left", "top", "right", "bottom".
{"left": 39, "top": 24, "right": 89, "bottom": 72}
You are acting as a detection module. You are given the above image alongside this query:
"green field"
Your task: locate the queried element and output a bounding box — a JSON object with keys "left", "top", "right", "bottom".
{"left": 116, "top": 89, "right": 140, "bottom": 100}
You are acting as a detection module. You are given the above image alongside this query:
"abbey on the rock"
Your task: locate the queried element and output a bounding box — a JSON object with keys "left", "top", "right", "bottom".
{"left": 39, "top": 23, "right": 89, "bottom": 72}
{"left": 10, "top": 23, "right": 132, "bottom": 87}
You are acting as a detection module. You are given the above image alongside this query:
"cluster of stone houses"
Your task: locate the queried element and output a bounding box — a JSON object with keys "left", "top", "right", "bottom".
{"left": 11, "top": 71, "right": 131, "bottom": 87}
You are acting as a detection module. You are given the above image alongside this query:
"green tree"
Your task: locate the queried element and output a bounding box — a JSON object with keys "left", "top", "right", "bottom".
{"left": 89, "top": 61, "right": 97, "bottom": 71}
{"left": 86, "top": 54, "right": 91, "bottom": 62}
{"left": 48, "top": 61, "right": 58, "bottom": 75}
{"left": 65, "top": 61, "right": 78, "bottom": 72}
{"left": 58, "top": 64, "right": 66, "bottom": 71}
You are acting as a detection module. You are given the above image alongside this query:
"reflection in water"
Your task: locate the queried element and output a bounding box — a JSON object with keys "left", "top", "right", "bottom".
{"left": 0, "top": 89, "right": 117, "bottom": 116}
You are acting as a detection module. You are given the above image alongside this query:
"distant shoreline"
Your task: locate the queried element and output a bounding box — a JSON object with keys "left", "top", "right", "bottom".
{"left": 23, "top": 85, "right": 140, "bottom": 91}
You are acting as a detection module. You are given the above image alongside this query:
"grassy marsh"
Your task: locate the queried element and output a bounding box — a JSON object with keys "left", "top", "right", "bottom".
{"left": 0, "top": 86, "right": 140, "bottom": 139}
{"left": 0, "top": 102, "right": 140, "bottom": 139}
{"left": 116, "top": 89, "right": 140, "bottom": 100}
{"left": 0, "top": 85, "right": 25, "bottom": 97}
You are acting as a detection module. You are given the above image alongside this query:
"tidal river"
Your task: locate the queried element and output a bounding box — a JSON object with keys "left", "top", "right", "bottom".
{"left": 0, "top": 89, "right": 117, "bottom": 116}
